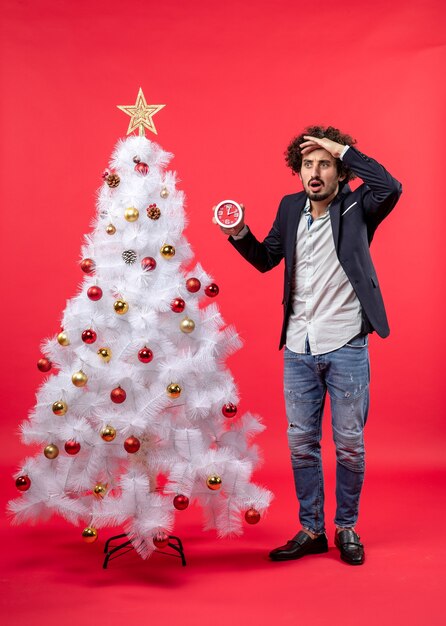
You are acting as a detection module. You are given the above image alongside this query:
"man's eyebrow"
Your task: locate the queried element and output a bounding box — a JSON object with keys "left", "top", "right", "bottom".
{"left": 302, "top": 158, "right": 333, "bottom": 164}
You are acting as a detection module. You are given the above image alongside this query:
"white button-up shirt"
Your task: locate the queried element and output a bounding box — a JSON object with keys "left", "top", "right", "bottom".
{"left": 285, "top": 198, "right": 362, "bottom": 354}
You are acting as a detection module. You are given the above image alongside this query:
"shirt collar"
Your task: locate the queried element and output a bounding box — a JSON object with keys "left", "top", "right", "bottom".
{"left": 303, "top": 199, "right": 316, "bottom": 230}
{"left": 304, "top": 197, "right": 331, "bottom": 219}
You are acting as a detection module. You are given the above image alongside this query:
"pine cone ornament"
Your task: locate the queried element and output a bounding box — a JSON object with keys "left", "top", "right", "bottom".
{"left": 147, "top": 204, "right": 161, "bottom": 220}
{"left": 122, "top": 250, "right": 137, "bottom": 264}
{"left": 106, "top": 173, "right": 120, "bottom": 188}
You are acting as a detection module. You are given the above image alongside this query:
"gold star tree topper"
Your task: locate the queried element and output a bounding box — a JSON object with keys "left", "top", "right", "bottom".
{"left": 117, "top": 88, "right": 165, "bottom": 136}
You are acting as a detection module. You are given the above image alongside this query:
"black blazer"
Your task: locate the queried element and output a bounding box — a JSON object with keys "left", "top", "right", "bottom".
{"left": 229, "top": 146, "right": 402, "bottom": 349}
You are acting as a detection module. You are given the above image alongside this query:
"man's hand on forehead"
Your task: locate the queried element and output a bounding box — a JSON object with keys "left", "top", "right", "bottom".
{"left": 300, "top": 135, "right": 346, "bottom": 159}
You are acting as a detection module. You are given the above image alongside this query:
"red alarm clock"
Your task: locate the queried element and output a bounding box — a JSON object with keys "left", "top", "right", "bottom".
{"left": 214, "top": 200, "right": 243, "bottom": 229}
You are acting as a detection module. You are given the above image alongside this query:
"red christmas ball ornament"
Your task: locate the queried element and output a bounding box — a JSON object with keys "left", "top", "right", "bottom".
{"left": 64, "top": 440, "right": 81, "bottom": 455}
{"left": 222, "top": 403, "right": 238, "bottom": 418}
{"left": 245, "top": 508, "right": 261, "bottom": 525}
{"left": 124, "top": 436, "right": 141, "bottom": 453}
{"left": 171, "top": 298, "right": 185, "bottom": 313}
{"left": 138, "top": 347, "right": 153, "bottom": 363}
{"left": 82, "top": 329, "right": 97, "bottom": 344}
{"left": 87, "top": 286, "right": 103, "bottom": 301}
{"left": 110, "top": 386, "right": 126, "bottom": 403}
{"left": 153, "top": 532, "right": 169, "bottom": 549}
{"left": 173, "top": 495, "right": 189, "bottom": 511}
{"left": 135, "top": 161, "right": 149, "bottom": 175}
{"left": 15, "top": 475, "right": 31, "bottom": 491}
{"left": 186, "top": 277, "right": 201, "bottom": 293}
{"left": 141, "top": 257, "right": 157, "bottom": 271}
{"left": 80, "top": 258, "right": 95, "bottom": 274}
{"left": 37, "top": 357, "right": 52, "bottom": 372}
{"left": 205, "top": 283, "right": 220, "bottom": 297}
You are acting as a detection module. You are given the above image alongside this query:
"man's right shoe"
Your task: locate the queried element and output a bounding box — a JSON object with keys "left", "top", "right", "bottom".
{"left": 335, "top": 529, "right": 365, "bottom": 565}
{"left": 269, "top": 530, "right": 328, "bottom": 561}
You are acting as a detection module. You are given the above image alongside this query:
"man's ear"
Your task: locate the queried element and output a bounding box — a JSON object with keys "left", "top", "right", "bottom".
{"left": 298, "top": 171, "right": 302, "bottom": 181}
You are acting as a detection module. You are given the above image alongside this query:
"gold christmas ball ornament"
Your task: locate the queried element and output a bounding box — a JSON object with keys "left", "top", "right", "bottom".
{"left": 106, "top": 223, "right": 116, "bottom": 235}
{"left": 44, "top": 444, "right": 59, "bottom": 459}
{"left": 97, "top": 347, "right": 112, "bottom": 362}
{"left": 166, "top": 383, "right": 182, "bottom": 398}
{"left": 82, "top": 527, "right": 98, "bottom": 543}
{"left": 114, "top": 299, "right": 129, "bottom": 315}
{"left": 160, "top": 186, "right": 169, "bottom": 199}
{"left": 206, "top": 475, "right": 222, "bottom": 491}
{"left": 52, "top": 400, "right": 67, "bottom": 416}
{"left": 101, "top": 425, "right": 116, "bottom": 442}
{"left": 57, "top": 331, "right": 70, "bottom": 346}
{"left": 180, "top": 318, "right": 195, "bottom": 334}
{"left": 93, "top": 483, "right": 108, "bottom": 499}
{"left": 72, "top": 370, "right": 88, "bottom": 387}
{"left": 160, "top": 244, "right": 175, "bottom": 259}
{"left": 124, "top": 207, "right": 139, "bottom": 222}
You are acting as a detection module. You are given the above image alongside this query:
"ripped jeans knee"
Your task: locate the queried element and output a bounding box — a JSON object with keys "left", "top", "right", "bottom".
{"left": 333, "top": 430, "right": 365, "bottom": 473}
{"left": 287, "top": 424, "right": 322, "bottom": 469}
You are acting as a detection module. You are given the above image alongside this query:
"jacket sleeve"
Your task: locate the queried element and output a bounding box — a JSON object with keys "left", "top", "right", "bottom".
{"left": 342, "top": 146, "right": 402, "bottom": 236}
{"left": 228, "top": 201, "right": 284, "bottom": 273}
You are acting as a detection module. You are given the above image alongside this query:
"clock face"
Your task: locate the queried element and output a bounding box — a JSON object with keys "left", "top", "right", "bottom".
{"left": 214, "top": 200, "right": 243, "bottom": 228}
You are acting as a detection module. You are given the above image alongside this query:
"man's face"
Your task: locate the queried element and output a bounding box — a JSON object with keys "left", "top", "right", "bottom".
{"left": 299, "top": 148, "right": 345, "bottom": 202}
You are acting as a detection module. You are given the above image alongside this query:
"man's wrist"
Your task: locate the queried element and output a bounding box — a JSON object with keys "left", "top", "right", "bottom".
{"left": 339, "top": 145, "right": 350, "bottom": 160}
{"left": 231, "top": 224, "right": 249, "bottom": 240}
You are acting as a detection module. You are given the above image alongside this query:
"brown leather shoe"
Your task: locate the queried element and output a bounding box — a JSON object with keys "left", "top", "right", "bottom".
{"left": 335, "top": 529, "right": 365, "bottom": 565}
{"left": 269, "top": 530, "right": 328, "bottom": 561}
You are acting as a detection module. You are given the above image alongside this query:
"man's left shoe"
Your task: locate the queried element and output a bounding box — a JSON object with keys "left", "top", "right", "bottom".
{"left": 335, "top": 529, "right": 365, "bottom": 565}
{"left": 269, "top": 531, "right": 328, "bottom": 561}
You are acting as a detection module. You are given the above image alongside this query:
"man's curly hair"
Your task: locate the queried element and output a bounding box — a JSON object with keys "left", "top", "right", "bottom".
{"left": 285, "top": 125, "right": 357, "bottom": 182}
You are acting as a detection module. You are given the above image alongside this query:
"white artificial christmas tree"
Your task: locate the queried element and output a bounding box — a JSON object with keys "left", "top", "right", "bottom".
{"left": 9, "top": 91, "right": 272, "bottom": 561}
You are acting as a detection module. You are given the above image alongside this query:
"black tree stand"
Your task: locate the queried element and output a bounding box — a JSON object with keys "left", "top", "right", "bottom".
{"left": 103, "top": 533, "right": 186, "bottom": 569}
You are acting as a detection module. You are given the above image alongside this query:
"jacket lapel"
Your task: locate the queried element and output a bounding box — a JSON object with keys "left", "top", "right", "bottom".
{"left": 286, "top": 194, "right": 307, "bottom": 267}
{"left": 330, "top": 184, "right": 351, "bottom": 251}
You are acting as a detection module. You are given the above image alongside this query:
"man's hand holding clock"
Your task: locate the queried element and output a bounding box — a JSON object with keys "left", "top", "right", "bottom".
{"left": 213, "top": 200, "right": 245, "bottom": 237}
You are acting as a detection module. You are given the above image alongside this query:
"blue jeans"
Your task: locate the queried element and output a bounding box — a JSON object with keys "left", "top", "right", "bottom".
{"left": 283, "top": 335, "right": 370, "bottom": 534}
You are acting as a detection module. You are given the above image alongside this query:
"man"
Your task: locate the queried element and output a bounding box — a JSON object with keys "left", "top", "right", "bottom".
{"left": 215, "top": 126, "right": 402, "bottom": 565}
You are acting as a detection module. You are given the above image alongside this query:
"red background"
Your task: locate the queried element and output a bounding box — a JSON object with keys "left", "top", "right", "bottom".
{"left": 1, "top": 1, "right": 445, "bottom": 625}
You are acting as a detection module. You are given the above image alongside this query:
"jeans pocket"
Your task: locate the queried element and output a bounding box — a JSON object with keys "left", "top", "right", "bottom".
{"left": 345, "top": 334, "right": 368, "bottom": 348}
{"left": 284, "top": 346, "right": 298, "bottom": 359}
